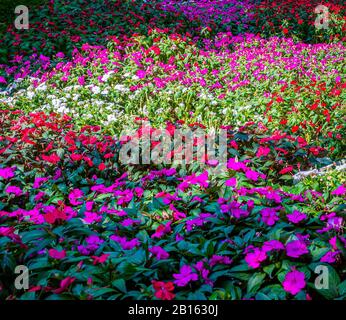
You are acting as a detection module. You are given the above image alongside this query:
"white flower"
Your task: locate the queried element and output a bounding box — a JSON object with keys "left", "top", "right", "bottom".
{"left": 27, "top": 91, "right": 35, "bottom": 99}
{"left": 91, "top": 86, "right": 101, "bottom": 94}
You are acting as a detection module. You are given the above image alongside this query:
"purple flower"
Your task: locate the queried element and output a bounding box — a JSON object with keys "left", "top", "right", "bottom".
{"left": 286, "top": 240, "right": 309, "bottom": 258}
{"left": 110, "top": 235, "right": 139, "bottom": 250}
{"left": 149, "top": 246, "right": 169, "bottom": 260}
{"left": 262, "top": 240, "right": 285, "bottom": 253}
{"left": 186, "top": 213, "right": 212, "bottom": 231}
{"left": 209, "top": 255, "right": 232, "bottom": 267}
{"left": 261, "top": 207, "right": 279, "bottom": 226}
{"left": 195, "top": 261, "right": 213, "bottom": 286}
{"left": 121, "top": 218, "right": 140, "bottom": 227}
{"left": 283, "top": 270, "right": 306, "bottom": 295}
{"left": 287, "top": 210, "right": 307, "bottom": 224}
{"left": 245, "top": 248, "right": 267, "bottom": 268}
{"left": 320, "top": 251, "right": 340, "bottom": 263}
{"left": 173, "top": 265, "right": 198, "bottom": 287}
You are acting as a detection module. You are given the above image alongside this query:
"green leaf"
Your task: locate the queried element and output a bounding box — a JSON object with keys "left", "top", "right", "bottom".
{"left": 247, "top": 273, "right": 266, "bottom": 294}
{"left": 112, "top": 279, "right": 127, "bottom": 293}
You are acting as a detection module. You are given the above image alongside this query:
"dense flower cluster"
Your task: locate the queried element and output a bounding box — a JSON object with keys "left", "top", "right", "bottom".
{"left": 0, "top": 0, "right": 345, "bottom": 300}
{"left": 0, "top": 111, "right": 345, "bottom": 300}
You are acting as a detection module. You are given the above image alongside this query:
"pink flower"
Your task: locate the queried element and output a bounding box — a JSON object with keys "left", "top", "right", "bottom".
{"left": 48, "top": 249, "right": 66, "bottom": 260}
{"left": 149, "top": 246, "right": 169, "bottom": 260}
{"left": 5, "top": 186, "right": 22, "bottom": 196}
{"left": 56, "top": 52, "right": 65, "bottom": 59}
{"left": 52, "top": 276, "right": 75, "bottom": 294}
{"left": 256, "top": 146, "right": 270, "bottom": 157}
{"left": 0, "top": 76, "right": 7, "bottom": 84}
{"left": 245, "top": 248, "right": 267, "bottom": 268}
{"left": 173, "top": 265, "right": 198, "bottom": 287}
{"left": 286, "top": 240, "right": 309, "bottom": 258}
{"left": 287, "top": 210, "right": 307, "bottom": 224}
{"left": 283, "top": 270, "right": 306, "bottom": 295}
{"left": 0, "top": 167, "right": 15, "bottom": 179}
{"left": 78, "top": 76, "right": 85, "bottom": 86}
{"left": 91, "top": 254, "right": 110, "bottom": 265}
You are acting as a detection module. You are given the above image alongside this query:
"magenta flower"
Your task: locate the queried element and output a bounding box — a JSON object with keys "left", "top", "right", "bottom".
{"left": 261, "top": 207, "right": 279, "bottom": 226}
{"left": 0, "top": 167, "right": 15, "bottom": 179}
{"left": 78, "top": 76, "right": 85, "bottom": 86}
{"left": 287, "top": 210, "right": 307, "bottom": 224}
{"left": 121, "top": 218, "right": 140, "bottom": 227}
{"left": 245, "top": 248, "right": 267, "bottom": 268}
{"left": 110, "top": 235, "right": 140, "bottom": 250}
{"left": 262, "top": 240, "right": 284, "bottom": 253}
{"left": 286, "top": 240, "right": 309, "bottom": 258}
{"left": 33, "top": 177, "right": 48, "bottom": 189}
{"left": 320, "top": 251, "right": 340, "bottom": 263}
{"left": 5, "top": 186, "right": 22, "bottom": 196}
{"left": 48, "top": 249, "right": 66, "bottom": 260}
{"left": 225, "top": 177, "right": 237, "bottom": 187}
{"left": 173, "top": 265, "right": 198, "bottom": 287}
{"left": 227, "top": 157, "right": 247, "bottom": 171}
{"left": 209, "top": 255, "right": 232, "bottom": 267}
{"left": 283, "top": 270, "right": 306, "bottom": 295}
{"left": 68, "top": 188, "right": 84, "bottom": 205}
{"left": 245, "top": 169, "right": 259, "bottom": 181}
{"left": 149, "top": 246, "right": 169, "bottom": 260}
{"left": 136, "top": 70, "right": 146, "bottom": 79}
{"left": 331, "top": 184, "right": 346, "bottom": 196}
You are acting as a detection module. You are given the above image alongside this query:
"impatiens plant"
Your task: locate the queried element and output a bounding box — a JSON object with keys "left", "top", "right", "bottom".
{"left": 0, "top": 0, "right": 345, "bottom": 301}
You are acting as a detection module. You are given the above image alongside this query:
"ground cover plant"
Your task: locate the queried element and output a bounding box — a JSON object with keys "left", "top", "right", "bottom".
{"left": 0, "top": 0, "right": 345, "bottom": 300}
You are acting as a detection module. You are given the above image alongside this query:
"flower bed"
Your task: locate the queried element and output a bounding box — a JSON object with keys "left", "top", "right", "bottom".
{"left": 0, "top": 0, "right": 345, "bottom": 300}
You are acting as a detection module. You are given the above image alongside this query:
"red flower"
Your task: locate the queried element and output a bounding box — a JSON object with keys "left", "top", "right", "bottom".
{"left": 70, "top": 153, "right": 83, "bottom": 161}
{"left": 98, "top": 162, "right": 106, "bottom": 171}
{"left": 42, "top": 153, "right": 60, "bottom": 164}
{"left": 152, "top": 280, "right": 175, "bottom": 300}
{"left": 91, "top": 254, "right": 110, "bottom": 265}
{"left": 291, "top": 125, "right": 299, "bottom": 133}
{"left": 279, "top": 166, "right": 294, "bottom": 175}
{"left": 283, "top": 28, "right": 289, "bottom": 34}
